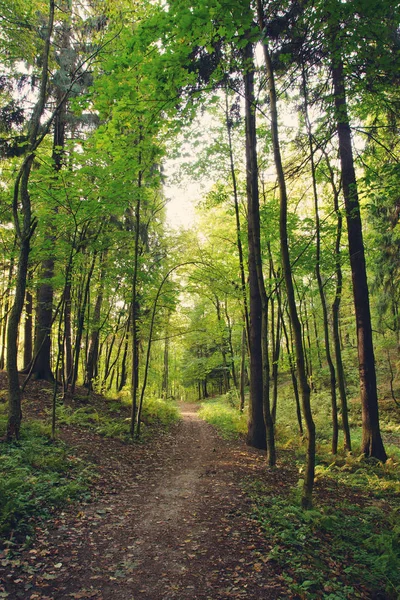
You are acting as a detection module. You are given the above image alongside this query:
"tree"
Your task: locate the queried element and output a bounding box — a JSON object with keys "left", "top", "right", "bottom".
{"left": 257, "top": 1, "right": 315, "bottom": 506}
{"left": 6, "top": 0, "right": 55, "bottom": 440}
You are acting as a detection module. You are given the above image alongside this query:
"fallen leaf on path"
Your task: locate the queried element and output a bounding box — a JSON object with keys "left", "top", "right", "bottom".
{"left": 70, "top": 590, "right": 100, "bottom": 599}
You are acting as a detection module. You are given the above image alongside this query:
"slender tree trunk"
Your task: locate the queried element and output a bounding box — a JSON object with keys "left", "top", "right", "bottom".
{"left": 224, "top": 299, "right": 238, "bottom": 389}
{"left": 311, "top": 298, "right": 323, "bottom": 369}
{"left": 281, "top": 304, "right": 303, "bottom": 435}
{"left": 325, "top": 156, "right": 352, "bottom": 451}
{"left": 302, "top": 67, "right": 338, "bottom": 453}
{"left": 71, "top": 251, "right": 97, "bottom": 394}
{"left": 269, "top": 247, "right": 303, "bottom": 435}
{"left": 117, "top": 317, "right": 130, "bottom": 392}
{"left": 161, "top": 315, "right": 170, "bottom": 398}
{"left": 271, "top": 297, "right": 281, "bottom": 424}
{"left": 7, "top": 225, "right": 34, "bottom": 439}
{"left": 130, "top": 181, "right": 142, "bottom": 437}
{"left": 214, "top": 295, "right": 230, "bottom": 394}
{"left": 258, "top": 16, "right": 315, "bottom": 505}
{"left": 7, "top": 2, "right": 55, "bottom": 439}
{"left": 64, "top": 281, "right": 73, "bottom": 386}
{"left": 302, "top": 298, "right": 314, "bottom": 391}
{"left": 84, "top": 258, "right": 105, "bottom": 391}
{"left": 325, "top": 128, "right": 350, "bottom": 456}
{"left": 103, "top": 310, "right": 124, "bottom": 386}
{"left": 239, "top": 326, "right": 246, "bottom": 412}
{"left": 23, "top": 271, "right": 33, "bottom": 370}
{"left": 331, "top": 58, "right": 386, "bottom": 461}
{"left": 0, "top": 248, "right": 16, "bottom": 370}
{"left": 225, "top": 91, "right": 250, "bottom": 344}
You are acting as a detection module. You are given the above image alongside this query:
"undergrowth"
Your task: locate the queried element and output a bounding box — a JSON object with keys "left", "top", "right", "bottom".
{"left": 198, "top": 393, "right": 247, "bottom": 438}
{"left": 0, "top": 391, "right": 178, "bottom": 547}
{"left": 56, "top": 395, "right": 179, "bottom": 440}
{"left": 246, "top": 480, "right": 400, "bottom": 599}
{"left": 0, "top": 410, "right": 92, "bottom": 546}
{"left": 198, "top": 388, "right": 400, "bottom": 598}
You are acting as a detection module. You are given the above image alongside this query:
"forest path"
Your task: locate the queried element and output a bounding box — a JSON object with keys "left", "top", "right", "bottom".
{"left": 2, "top": 402, "right": 289, "bottom": 599}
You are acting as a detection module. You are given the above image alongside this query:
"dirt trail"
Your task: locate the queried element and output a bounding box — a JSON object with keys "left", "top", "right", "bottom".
{"left": 1, "top": 403, "right": 289, "bottom": 600}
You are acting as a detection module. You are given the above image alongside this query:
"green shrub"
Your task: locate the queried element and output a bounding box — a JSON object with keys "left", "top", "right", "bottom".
{"left": 246, "top": 481, "right": 400, "bottom": 599}
{"left": 56, "top": 395, "right": 179, "bottom": 441}
{"left": 198, "top": 396, "right": 247, "bottom": 438}
{"left": 141, "top": 396, "right": 180, "bottom": 426}
{"left": 0, "top": 417, "right": 92, "bottom": 544}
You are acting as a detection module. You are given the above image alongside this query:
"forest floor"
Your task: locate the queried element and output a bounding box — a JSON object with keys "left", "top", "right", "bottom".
{"left": 0, "top": 390, "right": 294, "bottom": 600}
{"left": 1, "top": 378, "right": 399, "bottom": 600}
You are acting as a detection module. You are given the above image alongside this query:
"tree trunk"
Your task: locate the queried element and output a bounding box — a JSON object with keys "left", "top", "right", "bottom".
{"left": 71, "top": 251, "right": 97, "bottom": 394}
{"left": 225, "top": 90, "right": 250, "bottom": 344}
{"left": 64, "top": 281, "right": 73, "bottom": 385}
{"left": 271, "top": 296, "right": 281, "bottom": 425}
{"left": 214, "top": 295, "right": 230, "bottom": 394}
{"left": 23, "top": 284, "right": 33, "bottom": 369}
{"left": 258, "top": 13, "right": 315, "bottom": 506}
{"left": 244, "top": 41, "right": 267, "bottom": 452}
{"left": 311, "top": 297, "right": 323, "bottom": 369}
{"left": 7, "top": 1, "right": 55, "bottom": 439}
{"left": 331, "top": 58, "right": 386, "bottom": 461}
{"left": 302, "top": 298, "right": 314, "bottom": 391}
{"left": 130, "top": 180, "right": 142, "bottom": 437}
{"left": 7, "top": 229, "right": 33, "bottom": 439}
{"left": 224, "top": 299, "right": 238, "bottom": 389}
{"left": 244, "top": 41, "right": 276, "bottom": 463}
{"left": 117, "top": 317, "right": 130, "bottom": 392}
{"left": 30, "top": 259, "right": 55, "bottom": 381}
{"left": 161, "top": 317, "right": 170, "bottom": 398}
{"left": 84, "top": 259, "right": 105, "bottom": 391}
{"left": 0, "top": 248, "right": 16, "bottom": 370}
{"left": 239, "top": 326, "right": 246, "bottom": 412}
{"left": 281, "top": 303, "right": 303, "bottom": 435}
{"left": 302, "top": 66, "right": 338, "bottom": 453}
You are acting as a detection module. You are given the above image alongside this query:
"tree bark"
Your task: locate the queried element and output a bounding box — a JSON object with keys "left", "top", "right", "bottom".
{"left": 224, "top": 299, "right": 238, "bottom": 389}
{"left": 214, "top": 295, "right": 230, "bottom": 394}
{"left": 23, "top": 283, "right": 33, "bottom": 369}
{"left": 64, "top": 281, "right": 73, "bottom": 386}
{"left": 130, "top": 180, "right": 142, "bottom": 437}
{"left": 258, "top": 12, "right": 315, "bottom": 505}
{"left": 0, "top": 248, "right": 16, "bottom": 370}
{"left": 244, "top": 41, "right": 276, "bottom": 462}
{"left": 30, "top": 259, "right": 55, "bottom": 381}
{"left": 302, "top": 66, "right": 338, "bottom": 453}
{"left": 225, "top": 91, "right": 250, "bottom": 345}
{"left": 70, "top": 250, "right": 97, "bottom": 394}
{"left": 239, "top": 326, "right": 246, "bottom": 412}
{"left": 117, "top": 317, "right": 130, "bottom": 392}
{"left": 6, "top": 0, "right": 55, "bottom": 439}
{"left": 323, "top": 151, "right": 352, "bottom": 451}
{"left": 84, "top": 257, "right": 106, "bottom": 391}
{"left": 331, "top": 58, "right": 386, "bottom": 461}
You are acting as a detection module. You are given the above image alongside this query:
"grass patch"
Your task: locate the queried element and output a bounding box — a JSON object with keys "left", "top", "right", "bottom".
{"left": 141, "top": 396, "right": 180, "bottom": 427}
{"left": 198, "top": 393, "right": 247, "bottom": 438}
{"left": 246, "top": 480, "right": 400, "bottom": 599}
{"left": 0, "top": 416, "right": 92, "bottom": 546}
